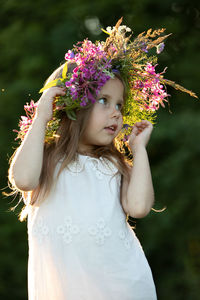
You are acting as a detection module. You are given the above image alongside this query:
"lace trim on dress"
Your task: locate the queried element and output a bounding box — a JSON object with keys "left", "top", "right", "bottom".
{"left": 67, "top": 154, "right": 119, "bottom": 176}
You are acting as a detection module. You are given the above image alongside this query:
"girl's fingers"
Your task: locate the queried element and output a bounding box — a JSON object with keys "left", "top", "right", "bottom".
{"left": 44, "top": 86, "right": 66, "bottom": 95}
{"left": 134, "top": 120, "right": 152, "bottom": 130}
{"left": 131, "top": 121, "right": 153, "bottom": 137}
{"left": 131, "top": 127, "right": 139, "bottom": 136}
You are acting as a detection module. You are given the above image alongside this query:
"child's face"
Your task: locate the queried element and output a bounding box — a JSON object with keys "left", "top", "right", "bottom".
{"left": 79, "top": 77, "right": 124, "bottom": 152}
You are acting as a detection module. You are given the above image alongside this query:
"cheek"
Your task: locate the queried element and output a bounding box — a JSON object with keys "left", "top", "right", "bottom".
{"left": 116, "top": 116, "right": 123, "bottom": 134}
{"left": 85, "top": 108, "right": 98, "bottom": 127}
{"left": 119, "top": 115, "right": 123, "bottom": 127}
{"left": 91, "top": 106, "right": 106, "bottom": 124}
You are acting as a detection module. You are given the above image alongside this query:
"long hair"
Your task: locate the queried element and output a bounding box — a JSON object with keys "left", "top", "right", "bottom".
{"left": 8, "top": 63, "right": 131, "bottom": 221}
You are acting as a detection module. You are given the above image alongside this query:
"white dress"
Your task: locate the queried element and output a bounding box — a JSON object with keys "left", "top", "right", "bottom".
{"left": 27, "top": 154, "right": 157, "bottom": 300}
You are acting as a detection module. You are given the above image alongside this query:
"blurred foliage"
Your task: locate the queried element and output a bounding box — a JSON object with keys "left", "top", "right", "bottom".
{"left": 0, "top": 0, "right": 200, "bottom": 299}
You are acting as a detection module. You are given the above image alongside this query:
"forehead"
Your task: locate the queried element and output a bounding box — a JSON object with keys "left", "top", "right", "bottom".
{"left": 98, "top": 77, "right": 124, "bottom": 98}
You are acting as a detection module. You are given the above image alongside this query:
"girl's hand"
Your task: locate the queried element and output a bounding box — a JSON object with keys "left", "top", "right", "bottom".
{"left": 128, "top": 120, "right": 153, "bottom": 152}
{"left": 36, "top": 87, "right": 66, "bottom": 123}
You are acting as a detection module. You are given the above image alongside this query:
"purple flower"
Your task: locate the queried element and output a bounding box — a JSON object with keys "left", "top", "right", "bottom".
{"left": 80, "top": 100, "right": 87, "bottom": 106}
{"left": 63, "top": 39, "right": 113, "bottom": 106}
{"left": 140, "top": 42, "right": 148, "bottom": 53}
{"left": 123, "top": 134, "right": 130, "bottom": 142}
{"left": 87, "top": 90, "right": 96, "bottom": 103}
{"left": 112, "top": 68, "right": 120, "bottom": 74}
{"left": 156, "top": 43, "right": 165, "bottom": 54}
{"left": 123, "top": 124, "right": 131, "bottom": 130}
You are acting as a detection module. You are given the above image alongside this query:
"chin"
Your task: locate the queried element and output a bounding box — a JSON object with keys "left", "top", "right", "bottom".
{"left": 89, "top": 141, "right": 112, "bottom": 149}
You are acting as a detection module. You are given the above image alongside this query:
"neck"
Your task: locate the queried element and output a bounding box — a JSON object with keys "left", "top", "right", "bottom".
{"left": 77, "top": 144, "right": 95, "bottom": 156}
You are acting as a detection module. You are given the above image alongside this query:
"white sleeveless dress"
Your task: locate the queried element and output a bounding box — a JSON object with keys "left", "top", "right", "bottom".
{"left": 27, "top": 154, "right": 157, "bottom": 300}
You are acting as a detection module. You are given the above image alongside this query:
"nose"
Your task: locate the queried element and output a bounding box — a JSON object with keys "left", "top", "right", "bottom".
{"left": 110, "top": 106, "right": 120, "bottom": 119}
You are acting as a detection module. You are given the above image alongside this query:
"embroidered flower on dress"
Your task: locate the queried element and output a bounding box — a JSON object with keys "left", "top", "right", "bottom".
{"left": 88, "top": 218, "right": 112, "bottom": 246}
{"left": 118, "top": 229, "right": 132, "bottom": 250}
{"left": 32, "top": 216, "right": 49, "bottom": 244}
{"left": 56, "top": 216, "right": 80, "bottom": 244}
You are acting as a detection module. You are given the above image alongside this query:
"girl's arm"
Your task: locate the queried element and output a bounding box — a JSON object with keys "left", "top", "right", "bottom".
{"left": 122, "top": 120, "right": 154, "bottom": 218}
{"left": 9, "top": 87, "right": 66, "bottom": 191}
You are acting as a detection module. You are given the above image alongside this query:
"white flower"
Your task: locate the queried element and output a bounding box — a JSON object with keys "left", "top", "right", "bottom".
{"left": 63, "top": 233, "right": 72, "bottom": 244}
{"left": 97, "top": 218, "right": 106, "bottom": 229}
{"left": 57, "top": 216, "right": 80, "bottom": 244}
{"left": 88, "top": 226, "right": 98, "bottom": 236}
{"left": 106, "top": 26, "right": 113, "bottom": 33}
{"left": 64, "top": 216, "right": 72, "bottom": 225}
{"left": 103, "top": 228, "right": 111, "bottom": 237}
{"left": 57, "top": 225, "right": 65, "bottom": 234}
{"left": 87, "top": 218, "right": 112, "bottom": 246}
{"left": 96, "top": 236, "right": 105, "bottom": 245}
{"left": 41, "top": 226, "right": 49, "bottom": 235}
{"left": 106, "top": 25, "right": 131, "bottom": 34}
{"left": 118, "top": 25, "right": 131, "bottom": 33}
{"left": 71, "top": 225, "right": 80, "bottom": 234}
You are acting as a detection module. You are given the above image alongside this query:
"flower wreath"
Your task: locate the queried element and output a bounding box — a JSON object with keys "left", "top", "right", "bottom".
{"left": 15, "top": 18, "right": 197, "bottom": 150}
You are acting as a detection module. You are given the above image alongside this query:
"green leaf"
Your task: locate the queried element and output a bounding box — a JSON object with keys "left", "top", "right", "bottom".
{"left": 56, "top": 79, "right": 65, "bottom": 87}
{"left": 66, "top": 109, "right": 77, "bottom": 120}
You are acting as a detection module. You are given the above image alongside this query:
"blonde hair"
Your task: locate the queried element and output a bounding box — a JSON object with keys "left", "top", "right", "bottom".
{"left": 8, "top": 63, "right": 131, "bottom": 221}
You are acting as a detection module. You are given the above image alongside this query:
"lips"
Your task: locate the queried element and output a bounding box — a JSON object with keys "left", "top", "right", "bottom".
{"left": 104, "top": 124, "right": 118, "bottom": 134}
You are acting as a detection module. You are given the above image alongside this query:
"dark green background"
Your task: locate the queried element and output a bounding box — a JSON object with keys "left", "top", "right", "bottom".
{"left": 0, "top": 0, "right": 200, "bottom": 299}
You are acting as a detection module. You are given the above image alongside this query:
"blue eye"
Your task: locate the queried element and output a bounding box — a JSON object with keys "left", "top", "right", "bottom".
{"left": 98, "top": 98, "right": 107, "bottom": 105}
{"left": 98, "top": 98, "right": 123, "bottom": 112}
{"left": 116, "top": 103, "right": 123, "bottom": 111}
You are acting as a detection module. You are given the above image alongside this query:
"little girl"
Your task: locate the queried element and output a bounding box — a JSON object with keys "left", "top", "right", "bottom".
{"left": 8, "top": 19, "right": 196, "bottom": 300}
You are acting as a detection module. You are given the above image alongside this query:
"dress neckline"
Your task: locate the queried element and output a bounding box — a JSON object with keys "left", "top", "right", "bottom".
{"left": 76, "top": 153, "right": 102, "bottom": 159}
{"left": 67, "top": 153, "right": 119, "bottom": 176}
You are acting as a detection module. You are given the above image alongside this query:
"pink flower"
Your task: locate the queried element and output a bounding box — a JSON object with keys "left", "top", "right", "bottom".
{"left": 133, "top": 63, "right": 169, "bottom": 112}
{"left": 145, "top": 63, "right": 156, "bottom": 75}
{"left": 65, "top": 50, "right": 75, "bottom": 60}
